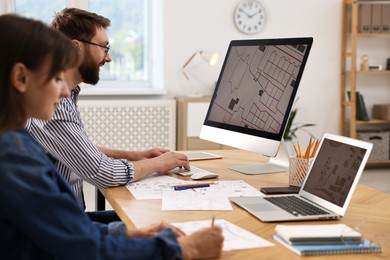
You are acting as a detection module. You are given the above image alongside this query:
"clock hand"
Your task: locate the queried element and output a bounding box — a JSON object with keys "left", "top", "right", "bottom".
{"left": 248, "top": 10, "right": 261, "bottom": 18}
{"left": 244, "top": 11, "right": 252, "bottom": 17}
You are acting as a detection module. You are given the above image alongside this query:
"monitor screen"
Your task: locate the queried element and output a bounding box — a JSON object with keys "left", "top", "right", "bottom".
{"left": 200, "top": 37, "right": 313, "bottom": 160}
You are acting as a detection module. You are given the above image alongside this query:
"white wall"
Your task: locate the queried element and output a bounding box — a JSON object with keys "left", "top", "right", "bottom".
{"left": 164, "top": 0, "right": 343, "bottom": 142}
{"left": 2, "top": 0, "right": 343, "bottom": 144}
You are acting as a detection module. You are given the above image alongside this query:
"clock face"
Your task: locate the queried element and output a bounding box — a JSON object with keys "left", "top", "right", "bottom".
{"left": 234, "top": 0, "right": 266, "bottom": 34}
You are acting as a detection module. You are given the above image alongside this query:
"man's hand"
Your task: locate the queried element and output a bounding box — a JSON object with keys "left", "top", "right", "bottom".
{"left": 132, "top": 151, "right": 190, "bottom": 181}
{"left": 137, "top": 148, "right": 170, "bottom": 160}
{"left": 97, "top": 146, "right": 169, "bottom": 161}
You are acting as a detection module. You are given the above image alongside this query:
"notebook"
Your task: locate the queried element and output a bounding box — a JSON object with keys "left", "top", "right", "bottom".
{"left": 273, "top": 234, "right": 382, "bottom": 256}
{"left": 275, "top": 224, "right": 363, "bottom": 244}
{"left": 230, "top": 133, "right": 373, "bottom": 222}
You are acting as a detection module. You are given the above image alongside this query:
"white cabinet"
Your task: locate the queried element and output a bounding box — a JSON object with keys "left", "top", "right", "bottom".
{"left": 176, "top": 96, "right": 227, "bottom": 150}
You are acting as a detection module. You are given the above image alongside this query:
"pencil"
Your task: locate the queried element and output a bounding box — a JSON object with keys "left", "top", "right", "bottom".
{"left": 297, "top": 143, "right": 302, "bottom": 158}
{"left": 211, "top": 215, "right": 215, "bottom": 227}
{"left": 197, "top": 181, "right": 216, "bottom": 185}
{"left": 304, "top": 138, "right": 312, "bottom": 159}
{"left": 293, "top": 144, "right": 299, "bottom": 157}
{"left": 310, "top": 139, "right": 320, "bottom": 158}
{"left": 174, "top": 181, "right": 215, "bottom": 187}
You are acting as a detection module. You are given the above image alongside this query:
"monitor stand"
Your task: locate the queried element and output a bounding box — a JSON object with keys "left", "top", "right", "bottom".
{"left": 229, "top": 143, "right": 289, "bottom": 175}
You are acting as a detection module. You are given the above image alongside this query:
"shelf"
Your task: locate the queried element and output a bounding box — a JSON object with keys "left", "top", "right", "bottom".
{"left": 343, "top": 0, "right": 372, "bottom": 4}
{"left": 366, "top": 160, "right": 390, "bottom": 167}
{"left": 356, "top": 0, "right": 390, "bottom": 4}
{"left": 345, "top": 70, "right": 390, "bottom": 75}
{"left": 346, "top": 32, "right": 390, "bottom": 37}
{"left": 357, "top": 33, "right": 390, "bottom": 37}
{"left": 357, "top": 119, "right": 390, "bottom": 124}
{"left": 357, "top": 70, "right": 390, "bottom": 75}
{"left": 341, "top": 0, "right": 390, "bottom": 167}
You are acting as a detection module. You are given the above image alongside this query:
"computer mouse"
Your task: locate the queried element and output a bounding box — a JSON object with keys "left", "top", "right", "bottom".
{"left": 190, "top": 172, "right": 219, "bottom": 180}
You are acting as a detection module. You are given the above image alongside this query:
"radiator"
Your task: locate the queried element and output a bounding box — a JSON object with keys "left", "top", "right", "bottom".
{"left": 77, "top": 99, "right": 176, "bottom": 151}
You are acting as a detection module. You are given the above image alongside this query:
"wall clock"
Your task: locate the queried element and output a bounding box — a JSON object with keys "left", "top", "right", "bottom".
{"left": 234, "top": 0, "right": 266, "bottom": 34}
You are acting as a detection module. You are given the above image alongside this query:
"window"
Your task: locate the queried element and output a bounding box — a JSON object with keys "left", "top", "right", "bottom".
{"left": 14, "top": 0, "right": 66, "bottom": 24}
{"left": 1, "top": 0, "right": 163, "bottom": 95}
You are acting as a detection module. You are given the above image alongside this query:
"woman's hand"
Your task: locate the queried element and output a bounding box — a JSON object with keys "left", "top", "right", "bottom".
{"left": 178, "top": 225, "right": 224, "bottom": 259}
{"left": 127, "top": 220, "right": 186, "bottom": 238}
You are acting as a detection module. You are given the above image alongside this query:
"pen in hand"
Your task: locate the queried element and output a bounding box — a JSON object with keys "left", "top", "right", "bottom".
{"left": 211, "top": 215, "right": 215, "bottom": 227}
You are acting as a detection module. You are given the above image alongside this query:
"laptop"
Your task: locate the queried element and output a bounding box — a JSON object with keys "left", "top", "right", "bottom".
{"left": 230, "top": 133, "right": 373, "bottom": 222}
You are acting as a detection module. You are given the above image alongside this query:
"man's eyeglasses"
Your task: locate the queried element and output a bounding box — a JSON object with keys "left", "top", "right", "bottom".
{"left": 77, "top": 39, "right": 110, "bottom": 56}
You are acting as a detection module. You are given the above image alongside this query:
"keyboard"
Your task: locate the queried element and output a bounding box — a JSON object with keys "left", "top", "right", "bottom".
{"left": 169, "top": 165, "right": 210, "bottom": 177}
{"left": 264, "top": 196, "right": 330, "bottom": 216}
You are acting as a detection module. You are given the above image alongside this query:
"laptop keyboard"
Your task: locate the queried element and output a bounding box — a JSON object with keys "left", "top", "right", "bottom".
{"left": 264, "top": 196, "right": 330, "bottom": 216}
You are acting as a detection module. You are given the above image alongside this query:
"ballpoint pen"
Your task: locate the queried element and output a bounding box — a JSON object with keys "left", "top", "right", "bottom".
{"left": 173, "top": 183, "right": 210, "bottom": 191}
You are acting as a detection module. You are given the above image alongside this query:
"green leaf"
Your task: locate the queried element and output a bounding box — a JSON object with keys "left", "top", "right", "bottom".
{"left": 283, "top": 99, "right": 316, "bottom": 141}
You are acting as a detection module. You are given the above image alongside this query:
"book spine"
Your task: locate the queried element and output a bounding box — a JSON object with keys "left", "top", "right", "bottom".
{"left": 289, "top": 237, "right": 363, "bottom": 245}
{"left": 273, "top": 234, "right": 382, "bottom": 256}
{"left": 356, "top": 92, "right": 369, "bottom": 121}
{"left": 346, "top": 91, "right": 369, "bottom": 121}
{"left": 301, "top": 247, "right": 382, "bottom": 256}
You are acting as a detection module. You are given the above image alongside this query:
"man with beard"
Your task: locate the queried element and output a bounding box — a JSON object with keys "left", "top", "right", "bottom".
{"left": 26, "top": 8, "right": 190, "bottom": 223}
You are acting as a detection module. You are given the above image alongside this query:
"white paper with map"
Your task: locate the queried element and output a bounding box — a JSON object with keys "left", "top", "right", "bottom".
{"left": 162, "top": 190, "right": 232, "bottom": 211}
{"left": 171, "top": 219, "right": 274, "bottom": 251}
{"left": 126, "top": 176, "right": 264, "bottom": 201}
{"left": 125, "top": 174, "right": 186, "bottom": 200}
{"left": 183, "top": 180, "right": 263, "bottom": 197}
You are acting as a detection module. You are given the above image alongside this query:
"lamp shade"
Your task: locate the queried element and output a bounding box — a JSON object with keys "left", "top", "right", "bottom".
{"left": 182, "top": 50, "right": 220, "bottom": 80}
{"left": 181, "top": 49, "right": 220, "bottom": 97}
{"left": 200, "top": 50, "right": 220, "bottom": 66}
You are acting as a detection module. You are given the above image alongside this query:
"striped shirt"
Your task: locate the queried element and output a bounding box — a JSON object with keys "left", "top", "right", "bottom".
{"left": 26, "top": 86, "right": 134, "bottom": 208}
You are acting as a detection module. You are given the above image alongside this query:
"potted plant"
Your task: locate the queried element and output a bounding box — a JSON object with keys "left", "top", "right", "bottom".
{"left": 283, "top": 100, "right": 316, "bottom": 156}
{"left": 283, "top": 108, "right": 316, "bottom": 142}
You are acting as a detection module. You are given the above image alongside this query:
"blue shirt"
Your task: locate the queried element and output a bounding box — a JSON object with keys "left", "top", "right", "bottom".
{"left": 0, "top": 129, "right": 182, "bottom": 260}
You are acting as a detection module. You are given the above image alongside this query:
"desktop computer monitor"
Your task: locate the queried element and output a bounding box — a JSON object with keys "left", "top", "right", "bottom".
{"left": 200, "top": 37, "right": 313, "bottom": 174}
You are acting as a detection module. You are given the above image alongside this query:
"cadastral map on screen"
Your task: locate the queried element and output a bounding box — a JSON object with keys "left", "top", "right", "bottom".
{"left": 208, "top": 44, "right": 310, "bottom": 134}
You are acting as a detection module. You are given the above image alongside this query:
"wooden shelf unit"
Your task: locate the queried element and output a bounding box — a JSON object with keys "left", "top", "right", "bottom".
{"left": 340, "top": 0, "right": 390, "bottom": 166}
{"left": 176, "top": 96, "right": 231, "bottom": 151}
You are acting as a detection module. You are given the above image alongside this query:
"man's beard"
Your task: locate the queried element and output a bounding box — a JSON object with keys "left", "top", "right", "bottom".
{"left": 79, "top": 51, "right": 103, "bottom": 85}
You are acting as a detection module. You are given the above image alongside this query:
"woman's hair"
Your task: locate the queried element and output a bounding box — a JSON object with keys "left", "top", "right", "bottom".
{"left": 51, "top": 8, "right": 110, "bottom": 41}
{"left": 0, "top": 14, "right": 79, "bottom": 131}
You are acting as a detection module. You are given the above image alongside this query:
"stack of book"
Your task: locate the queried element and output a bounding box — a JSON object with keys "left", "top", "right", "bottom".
{"left": 273, "top": 224, "right": 382, "bottom": 256}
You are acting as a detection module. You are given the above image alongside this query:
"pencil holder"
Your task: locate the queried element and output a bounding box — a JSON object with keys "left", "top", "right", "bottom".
{"left": 289, "top": 157, "right": 314, "bottom": 187}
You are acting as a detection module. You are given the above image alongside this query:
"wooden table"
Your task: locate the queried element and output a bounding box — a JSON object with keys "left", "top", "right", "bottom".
{"left": 104, "top": 149, "right": 390, "bottom": 259}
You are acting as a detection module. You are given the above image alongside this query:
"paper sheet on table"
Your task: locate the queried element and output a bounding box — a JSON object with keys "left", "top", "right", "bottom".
{"left": 172, "top": 219, "right": 274, "bottom": 251}
{"left": 190, "top": 180, "right": 264, "bottom": 197}
{"left": 126, "top": 177, "right": 263, "bottom": 200}
{"left": 126, "top": 175, "right": 186, "bottom": 199}
{"left": 162, "top": 190, "right": 232, "bottom": 210}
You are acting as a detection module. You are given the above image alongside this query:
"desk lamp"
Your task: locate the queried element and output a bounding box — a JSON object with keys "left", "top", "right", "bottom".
{"left": 181, "top": 50, "right": 220, "bottom": 97}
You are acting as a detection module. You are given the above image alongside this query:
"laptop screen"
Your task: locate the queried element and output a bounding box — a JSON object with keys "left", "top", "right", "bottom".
{"left": 302, "top": 138, "right": 367, "bottom": 207}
